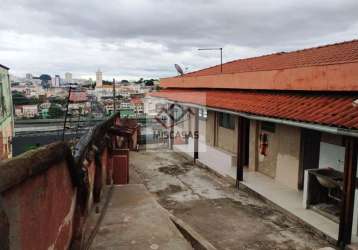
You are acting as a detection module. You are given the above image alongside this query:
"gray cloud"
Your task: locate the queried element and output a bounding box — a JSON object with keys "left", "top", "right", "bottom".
{"left": 0, "top": 0, "right": 358, "bottom": 79}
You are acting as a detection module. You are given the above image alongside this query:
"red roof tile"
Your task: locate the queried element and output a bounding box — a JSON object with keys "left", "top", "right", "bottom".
{"left": 130, "top": 98, "right": 143, "bottom": 105}
{"left": 69, "top": 91, "right": 87, "bottom": 102}
{"left": 184, "top": 40, "right": 358, "bottom": 77}
{"left": 151, "top": 89, "right": 358, "bottom": 129}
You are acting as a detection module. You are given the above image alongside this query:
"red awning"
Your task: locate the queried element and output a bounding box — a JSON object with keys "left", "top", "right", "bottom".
{"left": 151, "top": 89, "right": 358, "bottom": 130}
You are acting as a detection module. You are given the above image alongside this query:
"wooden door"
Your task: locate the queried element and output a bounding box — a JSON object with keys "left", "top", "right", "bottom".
{"left": 298, "top": 129, "right": 321, "bottom": 190}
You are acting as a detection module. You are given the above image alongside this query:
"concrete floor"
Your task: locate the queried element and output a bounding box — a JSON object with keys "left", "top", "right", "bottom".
{"left": 90, "top": 184, "right": 193, "bottom": 250}
{"left": 130, "top": 148, "right": 337, "bottom": 250}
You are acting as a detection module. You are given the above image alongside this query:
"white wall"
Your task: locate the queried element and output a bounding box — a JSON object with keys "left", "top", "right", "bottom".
{"left": 197, "top": 142, "right": 237, "bottom": 179}
{"left": 317, "top": 140, "right": 358, "bottom": 236}
{"left": 319, "top": 142, "right": 345, "bottom": 172}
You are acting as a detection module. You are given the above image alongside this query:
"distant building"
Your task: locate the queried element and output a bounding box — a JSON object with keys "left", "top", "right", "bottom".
{"left": 143, "top": 96, "right": 162, "bottom": 117}
{"left": 103, "top": 99, "right": 115, "bottom": 115}
{"left": 46, "top": 87, "right": 68, "bottom": 98}
{"left": 0, "top": 64, "right": 14, "bottom": 160}
{"left": 15, "top": 105, "right": 38, "bottom": 118}
{"left": 69, "top": 90, "right": 88, "bottom": 102}
{"left": 65, "top": 72, "right": 72, "bottom": 83}
{"left": 96, "top": 69, "right": 103, "bottom": 88}
{"left": 130, "top": 97, "right": 144, "bottom": 116}
{"left": 53, "top": 75, "right": 60, "bottom": 87}
{"left": 120, "top": 101, "right": 132, "bottom": 110}
{"left": 25, "top": 73, "right": 32, "bottom": 80}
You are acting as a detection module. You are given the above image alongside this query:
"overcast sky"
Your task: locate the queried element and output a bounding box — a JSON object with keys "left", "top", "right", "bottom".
{"left": 0, "top": 0, "right": 357, "bottom": 80}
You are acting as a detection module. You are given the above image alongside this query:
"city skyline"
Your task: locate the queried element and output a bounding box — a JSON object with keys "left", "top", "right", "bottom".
{"left": 11, "top": 70, "right": 155, "bottom": 82}
{"left": 1, "top": 0, "right": 358, "bottom": 79}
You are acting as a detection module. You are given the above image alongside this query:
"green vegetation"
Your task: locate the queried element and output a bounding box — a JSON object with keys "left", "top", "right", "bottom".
{"left": 48, "top": 103, "right": 64, "bottom": 118}
{"left": 48, "top": 96, "right": 66, "bottom": 105}
{"left": 12, "top": 91, "right": 40, "bottom": 105}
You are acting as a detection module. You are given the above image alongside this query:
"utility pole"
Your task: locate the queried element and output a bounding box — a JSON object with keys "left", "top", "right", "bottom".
{"left": 112, "top": 78, "right": 116, "bottom": 113}
{"left": 62, "top": 87, "right": 72, "bottom": 141}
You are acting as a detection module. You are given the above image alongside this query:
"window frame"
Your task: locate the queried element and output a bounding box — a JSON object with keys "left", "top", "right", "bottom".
{"left": 218, "top": 112, "right": 235, "bottom": 130}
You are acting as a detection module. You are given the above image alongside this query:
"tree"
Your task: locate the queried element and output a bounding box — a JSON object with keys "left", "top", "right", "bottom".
{"left": 12, "top": 91, "right": 30, "bottom": 105}
{"left": 102, "top": 80, "right": 112, "bottom": 85}
{"left": 48, "top": 103, "right": 64, "bottom": 118}
{"left": 49, "top": 96, "right": 66, "bottom": 105}
{"left": 12, "top": 91, "right": 41, "bottom": 105}
{"left": 135, "top": 78, "right": 143, "bottom": 84}
{"left": 39, "top": 74, "right": 51, "bottom": 89}
{"left": 144, "top": 79, "right": 154, "bottom": 86}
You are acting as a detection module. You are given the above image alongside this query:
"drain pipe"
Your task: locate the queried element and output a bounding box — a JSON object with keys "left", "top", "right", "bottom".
{"left": 154, "top": 98, "right": 358, "bottom": 138}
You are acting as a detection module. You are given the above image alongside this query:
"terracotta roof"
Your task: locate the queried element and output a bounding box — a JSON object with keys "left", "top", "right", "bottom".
{"left": 184, "top": 40, "right": 358, "bottom": 77}
{"left": 151, "top": 89, "right": 358, "bottom": 130}
{"left": 130, "top": 98, "right": 143, "bottom": 105}
{"left": 69, "top": 91, "right": 87, "bottom": 102}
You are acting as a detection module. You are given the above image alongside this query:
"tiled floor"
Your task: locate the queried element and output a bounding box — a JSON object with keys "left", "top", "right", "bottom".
{"left": 242, "top": 170, "right": 358, "bottom": 244}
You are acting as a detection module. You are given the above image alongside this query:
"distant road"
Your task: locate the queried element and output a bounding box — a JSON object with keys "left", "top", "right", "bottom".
{"left": 13, "top": 118, "right": 106, "bottom": 155}
{"left": 14, "top": 118, "right": 106, "bottom": 135}
{"left": 12, "top": 117, "right": 160, "bottom": 156}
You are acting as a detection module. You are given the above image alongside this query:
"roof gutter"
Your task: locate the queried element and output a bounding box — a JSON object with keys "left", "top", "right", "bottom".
{"left": 153, "top": 97, "right": 358, "bottom": 138}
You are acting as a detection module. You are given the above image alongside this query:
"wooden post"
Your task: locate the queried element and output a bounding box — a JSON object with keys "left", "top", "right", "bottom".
{"left": 169, "top": 104, "right": 174, "bottom": 150}
{"left": 236, "top": 116, "right": 247, "bottom": 187}
{"left": 112, "top": 78, "right": 116, "bottom": 113}
{"left": 62, "top": 87, "right": 72, "bottom": 141}
{"left": 338, "top": 137, "right": 358, "bottom": 247}
{"left": 194, "top": 108, "right": 199, "bottom": 161}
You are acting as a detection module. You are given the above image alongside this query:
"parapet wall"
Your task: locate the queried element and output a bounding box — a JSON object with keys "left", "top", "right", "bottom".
{"left": 0, "top": 114, "right": 139, "bottom": 250}
{"left": 160, "top": 62, "right": 358, "bottom": 91}
{"left": 0, "top": 142, "right": 78, "bottom": 250}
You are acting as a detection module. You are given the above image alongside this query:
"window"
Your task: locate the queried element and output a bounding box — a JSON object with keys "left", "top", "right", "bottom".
{"left": 218, "top": 113, "right": 235, "bottom": 129}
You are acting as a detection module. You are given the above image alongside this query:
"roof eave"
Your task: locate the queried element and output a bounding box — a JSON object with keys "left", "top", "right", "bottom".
{"left": 152, "top": 95, "right": 358, "bottom": 139}
{"left": 0, "top": 64, "right": 10, "bottom": 70}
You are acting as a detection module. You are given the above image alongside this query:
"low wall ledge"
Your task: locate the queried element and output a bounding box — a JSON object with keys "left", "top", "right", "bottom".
{"left": 0, "top": 142, "right": 75, "bottom": 193}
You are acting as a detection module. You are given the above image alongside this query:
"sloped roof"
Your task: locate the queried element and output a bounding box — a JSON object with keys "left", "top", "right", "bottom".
{"left": 69, "top": 91, "right": 88, "bottom": 103}
{"left": 151, "top": 89, "right": 358, "bottom": 130}
{"left": 0, "top": 64, "right": 10, "bottom": 70}
{"left": 184, "top": 40, "right": 358, "bottom": 77}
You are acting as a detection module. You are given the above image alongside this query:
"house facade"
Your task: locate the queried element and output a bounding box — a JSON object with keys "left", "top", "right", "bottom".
{"left": 130, "top": 97, "right": 144, "bottom": 116}
{"left": 0, "top": 64, "right": 14, "bottom": 160}
{"left": 152, "top": 40, "right": 358, "bottom": 248}
{"left": 15, "top": 104, "right": 39, "bottom": 118}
